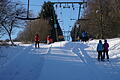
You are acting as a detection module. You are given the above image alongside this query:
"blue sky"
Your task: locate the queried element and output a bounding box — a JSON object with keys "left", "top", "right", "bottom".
{"left": 2, "top": 0, "right": 85, "bottom": 40}
{"left": 17, "top": 0, "right": 84, "bottom": 30}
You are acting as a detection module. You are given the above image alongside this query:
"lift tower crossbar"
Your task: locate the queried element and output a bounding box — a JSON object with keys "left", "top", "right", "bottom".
{"left": 51, "top": 1, "right": 87, "bottom": 20}
{"left": 51, "top": 2, "right": 87, "bottom": 4}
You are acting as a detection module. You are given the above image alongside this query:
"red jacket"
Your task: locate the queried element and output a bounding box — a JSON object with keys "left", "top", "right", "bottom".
{"left": 47, "top": 36, "right": 50, "bottom": 40}
{"left": 49, "top": 38, "right": 53, "bottom": 43}
{"left": 34, "top": 35, "right": 40, "bottom": 41}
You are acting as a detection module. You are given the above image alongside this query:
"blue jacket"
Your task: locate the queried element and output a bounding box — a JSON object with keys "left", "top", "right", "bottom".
{"left": 97, "top": 43, "right": 103, "bottom": 51}
{"left": 82, "top": 32, "right": 87, "bottom": 37}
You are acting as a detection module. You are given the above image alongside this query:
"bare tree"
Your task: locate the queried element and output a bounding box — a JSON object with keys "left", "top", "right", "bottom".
{"left": 0, "top": 0, "right": 26, "bottom": 45}
{"left": 17, "top": 19, "right": 51, "bottom": 43}
{"left": 77, "top": 0, "right": 120, "bottom": 39}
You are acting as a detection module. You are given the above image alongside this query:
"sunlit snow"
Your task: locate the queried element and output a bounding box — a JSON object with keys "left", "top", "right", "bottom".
{"left": 0, "top": 38, "right": 120, "bottom": 80}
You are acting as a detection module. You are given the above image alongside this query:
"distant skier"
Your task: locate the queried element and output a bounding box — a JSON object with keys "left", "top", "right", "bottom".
{"left": 97, "top": 40, "right": 104, "bottom": 61}
{"left": 103, "top": 39, "right": 109, "bottom": 60}
{"left": 49, "top": 37, "right": 53, "bottom": 44}
{"left": 81, "top": 31, "right": 88, "bottom": 42}
{"left": 47, "top": 35, "right": 53, "bottom": 44}
{"left": 34, "top": 34, "right": 40, "bottom": 48}
{"left": 47, "top": 35, "right": 50, "bottom": 44}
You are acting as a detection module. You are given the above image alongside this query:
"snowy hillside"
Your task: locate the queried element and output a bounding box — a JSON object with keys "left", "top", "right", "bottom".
{"left": 0, "top": 38, "right": 120, "bottom": 80}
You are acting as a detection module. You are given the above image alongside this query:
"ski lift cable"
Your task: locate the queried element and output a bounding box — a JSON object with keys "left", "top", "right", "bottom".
{"left": 15, "top": 0, "right": 40, "bottom": 20}
{"left": 70, "top": 4, "right": 76, "bottom": 21}
{"left": 54, "top": 4, "right": 59, "bottom": 21}
{"left": 60, "top": 6, "right": 64, "bottom": 31}
{"left": 71, "top": 4, "right": 80, "bottom": 21}
{"left": 69, "top": 8, "right": 73, "bottom": 30}
{"left": 70, "top": 6, "right": 73, "bottom": 21}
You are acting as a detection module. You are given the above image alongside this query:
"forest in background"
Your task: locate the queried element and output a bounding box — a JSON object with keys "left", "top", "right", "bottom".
{"left": 0, "top": 0, "right": 120, "bottom": 44}
{"left": 71, "top": 0, "right": 120, "bottom": 41}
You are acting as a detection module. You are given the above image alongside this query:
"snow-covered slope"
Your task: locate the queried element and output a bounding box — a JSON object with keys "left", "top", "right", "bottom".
{"left": 0, "top": 38, "right": 120, "bottom": 80}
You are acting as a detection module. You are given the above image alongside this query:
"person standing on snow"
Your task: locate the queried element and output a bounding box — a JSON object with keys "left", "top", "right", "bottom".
{"left": 47, "top": 35, "right": 50, "bottom": 44}
{"left": 47, "top": 35, "right": 53, "bottom": 44}
{"left": 97, "top": 40, "right": 104, "bottom": 61}
{"left": 34, "top": 34, "right": 40, "bottom": 48}
{"left": 82, "top": 31, "right": 88, "bottom": 42}
{"left": 103, "top": 39, "right": 109, "bottom": 60}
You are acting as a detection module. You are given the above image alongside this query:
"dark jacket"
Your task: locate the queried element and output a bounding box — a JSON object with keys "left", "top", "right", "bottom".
{"left": 103, "top": 43, "right": 109, "bottom": 51}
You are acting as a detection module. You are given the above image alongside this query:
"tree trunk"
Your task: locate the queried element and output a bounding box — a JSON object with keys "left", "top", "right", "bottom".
{"left": 8, "top": 33, "right": 14, "bottom": 46}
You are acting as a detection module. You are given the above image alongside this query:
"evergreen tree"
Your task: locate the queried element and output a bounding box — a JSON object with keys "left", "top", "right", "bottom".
{"left": 17, "top": 1, "right": 64, "bottom": 43}
{"left": 39, "top": 2, "right": 64, "bottom": 42}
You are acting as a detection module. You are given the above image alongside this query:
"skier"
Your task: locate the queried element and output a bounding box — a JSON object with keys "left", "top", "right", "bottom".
{"left": 34, "top": 34, "right": 40, "bottom": 48}
{"left": 97, "top": 40, "right": 104, "bottom": 61}
{"left": 103, "top": 39, "right": 109, "bottom": 61}
{"left": 49, "top": 37, "right": 53, "bottom": 43}
{"left": 47, "top": 35, "right": 53, "bottom": 44}
{"left": 47, "top": 35, "right": 50, "bottom": 44}
{"left": 81, "top": 31, "right": 88, "bottom": 42}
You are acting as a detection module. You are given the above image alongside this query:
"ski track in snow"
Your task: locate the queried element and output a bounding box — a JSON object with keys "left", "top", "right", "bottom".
{"left": 0, "top": 45, "right": 48, "bottom": 80}
{"left": 0, "top": 39, "right": 120, "bottom": 80}
{"left": 72, "top": 42, "right": 107, "bottom": 80}
{"left": 71, "top": 42, "right": 120, "bottom": 80}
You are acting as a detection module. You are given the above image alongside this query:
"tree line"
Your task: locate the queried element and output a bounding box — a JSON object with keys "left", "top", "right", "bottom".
{"left": 71, "top": 0, "right": 120, "bottom": 41}
{"left": 1, "top": 0, "right": 119, "bottom": 44}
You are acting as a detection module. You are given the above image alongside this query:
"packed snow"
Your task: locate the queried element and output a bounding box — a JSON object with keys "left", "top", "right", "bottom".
{"left": 0, "top": 38, "right": 120, "bottom": 80}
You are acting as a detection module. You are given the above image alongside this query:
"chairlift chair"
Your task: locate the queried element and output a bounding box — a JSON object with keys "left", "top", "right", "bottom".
{"left": 70, "top": 19, "right": 76, "bottom": 20}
